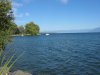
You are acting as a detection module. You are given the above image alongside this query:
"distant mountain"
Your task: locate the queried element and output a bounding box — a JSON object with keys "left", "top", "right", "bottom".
{"left": 91, "top": 27, "right": 100, "bottom": 32}
{"left": 61, "top": 27, "right": 100, "bottom": 33}
{"left": 57, "top": 29, "right": 90, "bottom": 33}
{"left": 41, "top": 27, "right": 100, "bottom": 33}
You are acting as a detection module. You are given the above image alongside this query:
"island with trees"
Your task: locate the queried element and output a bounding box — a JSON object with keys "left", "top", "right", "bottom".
{"left": 12, "top": 22, "right": 40, "bottom": 36}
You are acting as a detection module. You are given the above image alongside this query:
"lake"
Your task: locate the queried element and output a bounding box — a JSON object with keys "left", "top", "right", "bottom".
{"left": 6, "top": 33, "right": 100, "bottom": 75}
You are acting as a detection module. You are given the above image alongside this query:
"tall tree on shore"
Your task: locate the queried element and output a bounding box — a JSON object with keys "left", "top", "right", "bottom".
{"left": 25, "top": 22, "right": 40, "bottom": 35}
{"left": 0, "top": 0, "right": 14, "bottom": 31}
{"left": 0, "top": 0, "right": 14, "bottom": 50}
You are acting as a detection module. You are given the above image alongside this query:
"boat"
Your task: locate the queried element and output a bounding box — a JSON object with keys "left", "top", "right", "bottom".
{"left": 45, "top": 33, "right": 50, "bottom": 36}
{"left": 21, "top": 34, "right": 24, "bottom": 36}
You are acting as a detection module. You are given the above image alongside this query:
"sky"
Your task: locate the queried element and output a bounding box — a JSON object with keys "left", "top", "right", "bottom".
{"left": 13, "top": 0, "right": 100, "bottom": 32}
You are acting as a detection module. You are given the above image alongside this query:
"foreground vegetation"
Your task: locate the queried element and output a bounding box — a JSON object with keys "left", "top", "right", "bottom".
{"left": 0, "top": 0, "right": 16, "bottom": 74}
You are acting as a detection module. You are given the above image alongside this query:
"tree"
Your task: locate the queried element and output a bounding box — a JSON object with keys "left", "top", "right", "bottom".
{"left": 9, "top": 23, "right": 20, "bottom": 34}
{"left": 0, "top": 0, "right": 14, "bottom": 50}
{"left": 18, "top": 26, "right": 25, "bottom": 35}
{"left": 25, "top": 22, "right": 40, "bottom": 35}
{"left": 0, "top": 0, "right": 14, "bottom": 31}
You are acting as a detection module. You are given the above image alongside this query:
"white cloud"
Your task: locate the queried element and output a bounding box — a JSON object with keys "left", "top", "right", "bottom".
{"left": 15, "top": 12, "right": 30, "bottom": 18}
{"left": 13, "top": 2, "right": 23, "bottom": 7}
{"left": 12, "top": 1, "right": 30, "bottom": 18}
{"left": 60, "top": 0, "right": 69, "bottom": 4}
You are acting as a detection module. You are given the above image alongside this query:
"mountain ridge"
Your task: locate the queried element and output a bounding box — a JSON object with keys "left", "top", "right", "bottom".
{"left": 41, "top": 27, "right": 100, "bottom": 33}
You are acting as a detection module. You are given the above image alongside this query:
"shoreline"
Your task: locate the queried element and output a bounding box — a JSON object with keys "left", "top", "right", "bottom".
{"left": 11, "top": 34, "right": 31, "bottom": 36}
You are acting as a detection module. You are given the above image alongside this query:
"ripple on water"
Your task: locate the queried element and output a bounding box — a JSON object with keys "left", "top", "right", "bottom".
{"left": 6, "top": 33, "right": 100, "bottom": 75}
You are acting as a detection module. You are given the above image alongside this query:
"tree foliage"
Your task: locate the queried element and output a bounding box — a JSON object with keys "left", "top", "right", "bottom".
{"left": 0, "top": 0, "right": 14, "bottom": 50}
{"left": 9, "top": 23, "right": 19, "bottom": 34}
{"left": 0, "top": 0, "right": 14, "bottom": 31}
{"left": 18, "top": 26, "right": 25, "bottom": 34}
{"left": 25, "top": 22, "right": 40, "bottom": 35}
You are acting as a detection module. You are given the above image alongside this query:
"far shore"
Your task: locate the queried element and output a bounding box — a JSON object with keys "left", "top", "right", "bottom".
{"left": 11, "top": 34, "right": 41, "bottom": 36}
{"left": 11, "top": 34, "right": 31, "bottom": 36}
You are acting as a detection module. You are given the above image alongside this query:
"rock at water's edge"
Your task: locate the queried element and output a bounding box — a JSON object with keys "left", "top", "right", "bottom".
{"left": 9, "top": 70, "right": 32, "bottom": 75}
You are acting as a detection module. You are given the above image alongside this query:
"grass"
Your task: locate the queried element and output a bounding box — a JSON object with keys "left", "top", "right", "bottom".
{"left": 0, "top": 49, "right": 24, "bottom": 75}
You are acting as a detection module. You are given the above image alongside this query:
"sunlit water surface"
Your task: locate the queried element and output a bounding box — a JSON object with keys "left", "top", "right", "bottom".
{"left": 6, "top": 33, "right": 100, "bottom": 75}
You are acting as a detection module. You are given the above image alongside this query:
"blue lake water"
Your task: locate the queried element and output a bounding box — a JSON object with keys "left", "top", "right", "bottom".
{"left": 6, "top": 33, "right": 100, "bottom": 75}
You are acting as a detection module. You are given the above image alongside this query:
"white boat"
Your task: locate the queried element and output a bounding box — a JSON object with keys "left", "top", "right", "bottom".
{"left": 45, "top": 33, "right": 50, "bottom": 36}
{"left": 21, "top": 34, "right": 24, "bottom": 36}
